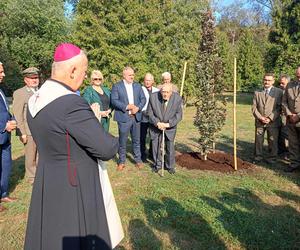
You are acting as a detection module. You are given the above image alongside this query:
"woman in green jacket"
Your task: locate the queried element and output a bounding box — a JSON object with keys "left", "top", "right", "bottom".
{"left": 83, "top": 70, "right": 112, "bottom": 132}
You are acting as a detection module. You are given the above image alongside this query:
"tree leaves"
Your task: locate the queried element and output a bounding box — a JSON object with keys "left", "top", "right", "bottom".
{"left": 194, "top": 10, "right": 227, "bottom": 157}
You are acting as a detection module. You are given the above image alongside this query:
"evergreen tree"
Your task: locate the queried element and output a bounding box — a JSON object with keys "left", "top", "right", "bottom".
{"left": 216, "top": 30, "right": 234, "bottom": 90}
{"left": 72, "top": 0, "right": 204, "bottom": 91}
{"left": 237, "top": 29, "right": 264, "bottom": 91}
{"left": 194, "top": 10, "right": 226, "bottom": 160}
{"left": 0, "top": 0, "right": 69, "bottom": 94}
{"left": 269, "top": 0, "right": 300, "bottom": 77}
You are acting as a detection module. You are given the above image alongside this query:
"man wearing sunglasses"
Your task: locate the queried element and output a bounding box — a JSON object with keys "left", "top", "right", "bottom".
{"left": 12, "top": 67, "right": 39, "bottom": 185}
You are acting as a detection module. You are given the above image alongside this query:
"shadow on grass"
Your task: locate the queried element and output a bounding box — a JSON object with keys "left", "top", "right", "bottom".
{"left": 274, "top": 190, "right": 300, "bottom": 203}
{"left": 175, "top": 140, "right": 197, "bottom": 153}
{"left": 217, "top": 134, "right": 254, "bottom": 160}
{"left": 9, "top": 155, "right": 25, "bottom": 194}
{"left": 128, "top": 219, "right": 162, "bottom": 250}
{"left": 200, "top": 188, "right": 300, "bottom": 249}
{"left": 140, "top": 197, "right": 226, "bottom": 249}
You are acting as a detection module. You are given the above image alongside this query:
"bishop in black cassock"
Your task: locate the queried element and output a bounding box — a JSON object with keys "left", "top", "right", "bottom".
{"left": 24, "top": 43, "right": 122, "bottom": 250}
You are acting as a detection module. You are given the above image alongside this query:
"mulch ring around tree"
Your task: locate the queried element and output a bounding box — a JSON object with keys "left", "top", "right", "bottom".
{"left": 175, "top": 151, "right": 255, "bottom": 173}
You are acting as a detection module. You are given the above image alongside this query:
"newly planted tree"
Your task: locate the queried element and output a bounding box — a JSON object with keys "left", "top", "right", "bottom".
{"left": 194, "top": 10, "right": 226, "bottom": 160}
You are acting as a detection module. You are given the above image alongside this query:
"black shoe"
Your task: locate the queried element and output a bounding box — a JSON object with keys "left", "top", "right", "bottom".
{"left": 168, "top": 169, "right": 176, "bottom": 174}
{"left": 284, "top": 166, "right": 298, "bottom": 173}
{"left": 152, "top": 166, "right": 161, "bottom": 173}
{"left": 252, "top": 157, "right": 263, "bottom": 164}
{"left": 265, "top": 159, "right": 276, "bottom": 164}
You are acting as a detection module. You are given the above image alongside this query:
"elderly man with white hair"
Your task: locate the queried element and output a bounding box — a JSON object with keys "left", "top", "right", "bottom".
{"left": 24, "top": 43, "right": 122, "bottom": 250}
{"left": 140, "top": 73, "right": 159, "bottom": 162}
{"left": 159, "top": 71, "right": 178, "bottom": 92}
{"left": 147, "top": 83, "right": 183, "bottom": 174}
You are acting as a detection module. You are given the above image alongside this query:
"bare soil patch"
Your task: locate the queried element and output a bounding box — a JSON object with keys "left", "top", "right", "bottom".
{"left": 176, "top": 151, "right": 255, "bottom": 172}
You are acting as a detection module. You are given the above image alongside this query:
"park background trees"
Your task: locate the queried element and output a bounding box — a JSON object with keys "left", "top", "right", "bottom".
{"left": 0, "top": 0, "right": 69, "bottom": 94}
{"left": 0, "top": 0, "right": 299, "bottom": 95}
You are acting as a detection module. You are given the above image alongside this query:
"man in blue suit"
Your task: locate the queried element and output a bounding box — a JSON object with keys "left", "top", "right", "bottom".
{"left": 0, "top": 62, "right": 17, "bottom": 212}
{"left": 111, "top": 67, "right": 146, "bottom": 170}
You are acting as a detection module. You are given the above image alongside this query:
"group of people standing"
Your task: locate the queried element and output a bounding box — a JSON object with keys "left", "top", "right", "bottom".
{"left": 0, "top": 47, "right": 183, "bottom": 214}
{"left": 252, "top": 67, "right": 300, "bottom": 172}
{"left": 1, "top": 41, "right": 300, "bottom": 249}
{"left": 82, "top": 66, "right": 183, "bottom": 174}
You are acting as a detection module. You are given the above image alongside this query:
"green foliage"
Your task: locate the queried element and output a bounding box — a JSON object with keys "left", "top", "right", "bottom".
{"left": 72, "top": 0, "right": 204, "bottom": 91}
{"left": 194, "top": 10, "right": 226, "bottom": 157}
{"left": 269, "top": 0, "right": 300, "bottom": 77}
{"left": 237, "top": 29, "right": 265, "bottom": 91}
{"left": 0, "top": 38, "right": 23, "bottom": 95}
{"left": 216, "top": 30, "right": 234, "bottom": 90}
{"left": 0, "top": 0, "right": 69, "bottom": 94}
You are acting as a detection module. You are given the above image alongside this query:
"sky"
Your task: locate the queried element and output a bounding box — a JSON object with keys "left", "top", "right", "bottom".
{"left": 219, "top": 0, "right": 235, "bottom": 6}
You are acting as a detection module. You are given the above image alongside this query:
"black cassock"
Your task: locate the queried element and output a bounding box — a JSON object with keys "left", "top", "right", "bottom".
{"left": 24, "top": 80, "right": 120, "bottom": 250}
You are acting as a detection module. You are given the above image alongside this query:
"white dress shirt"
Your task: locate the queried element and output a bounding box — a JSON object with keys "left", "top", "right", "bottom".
{"left": 264, "top": 86, "right": 273, "bottom": 95}
{"left": 124, "top": 80, "right": 134, "bottom": 105}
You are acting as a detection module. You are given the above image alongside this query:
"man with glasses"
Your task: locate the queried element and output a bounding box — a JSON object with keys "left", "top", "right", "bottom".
{"left": 252, "top": 73, "right": 283, "bottom": 164}
{"left": 13, "top": 67, "right": 39, "bottom": 184}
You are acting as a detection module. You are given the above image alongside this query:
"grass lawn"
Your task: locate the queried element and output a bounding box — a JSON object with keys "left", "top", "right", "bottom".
{"left": 0, "top": 93, "right": 299, "bottom": 250}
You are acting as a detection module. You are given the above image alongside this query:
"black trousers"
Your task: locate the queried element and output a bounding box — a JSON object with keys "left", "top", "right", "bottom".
{"left": 151, "top": 133, "right": 175, "bottom": 170}
{"left": 140, "top": 122, "right": 152, "bottom": 160}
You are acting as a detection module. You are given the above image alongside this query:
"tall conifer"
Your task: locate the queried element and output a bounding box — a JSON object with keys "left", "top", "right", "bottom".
{"left": 194, "top": 10, "right": 226, "bottom": 160}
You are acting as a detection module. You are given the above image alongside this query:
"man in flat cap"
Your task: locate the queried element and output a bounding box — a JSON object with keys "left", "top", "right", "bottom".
{"left": 24, "top": 43, "right": 122, "bottom": 250}
{"left": 0, "top": 61, "right": 17, "bottom": 211}
{"left": 12, "top": 67, "right": 39, "bottom": 184}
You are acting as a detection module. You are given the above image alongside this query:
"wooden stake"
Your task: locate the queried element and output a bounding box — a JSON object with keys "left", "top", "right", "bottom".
{"left": 180, "top": 61, "right": 187, "bottom": 97}
{"left": 233, "top": 58, "right": 238, "bottom": 170}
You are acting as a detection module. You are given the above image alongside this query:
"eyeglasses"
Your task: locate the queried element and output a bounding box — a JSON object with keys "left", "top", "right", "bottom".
{"left": 26, "top": 77, "right": 39, "bottom": 80}
{"left": 93, "top": 78, "right": 103, "bottom": 81}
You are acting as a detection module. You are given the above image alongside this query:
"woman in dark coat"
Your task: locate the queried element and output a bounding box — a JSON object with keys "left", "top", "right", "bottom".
{"left": 83, "top": 70, "right": 112, "bottom": 132}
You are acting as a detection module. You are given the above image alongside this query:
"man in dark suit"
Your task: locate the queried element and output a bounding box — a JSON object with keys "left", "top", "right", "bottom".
{"left": 140, "top": 73, "right": 159, "bottom": 162}
{"left": 282, "top": 67, "right": 300, "bottom": 172}
{"left": 278, "top": 74, "right": 290, "bottom": 157}
{"left": 252, "top": 73, "right": 283, "bottom": 164}
{"left": 147, "top": 84, "right": 183, "bottom": 174}
{"left": 111, "top": 67, "right": 146, "bottom": 170}
{"left": 0, "top": 62, "right": 17, "bottom": 212}
{"left": 13, "top": 67, "right": 39, "bottom": 184}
